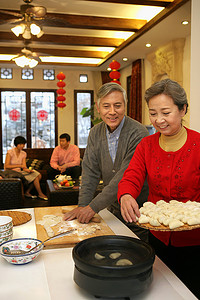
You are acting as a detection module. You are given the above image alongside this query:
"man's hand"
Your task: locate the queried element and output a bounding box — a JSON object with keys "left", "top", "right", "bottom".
{"left": 120, "top": 194, "right": 140, "bottom": 223}
{"left": 60, "top": 165, "right": 67, "bottom": 173}
{"left": 63, "top": 205, "right": 95, "bottom": 224}
{"left": 76, "top": 206, "right": 95, "bottom": 223}
{"left": 63, "top": 206, "right": 82, "bottom": 221}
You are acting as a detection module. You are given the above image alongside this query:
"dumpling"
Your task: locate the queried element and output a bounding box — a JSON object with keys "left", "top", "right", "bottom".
{"left": 138, "top": 215, "right": 150, "bottom": 224}
{"left": 169, "top": 219, "right": 184, "bottom": 229}
{"left": 116, "top": 259, "right": 133, "bottom": 266}
{"left": 109, "top": 252, "right": 121, "bottom": 259}
{"left": 95, "top": 253, "right": 105, "bottom": 260}
{"left": 149, "top": 218, "right": 161, "bottom": 226}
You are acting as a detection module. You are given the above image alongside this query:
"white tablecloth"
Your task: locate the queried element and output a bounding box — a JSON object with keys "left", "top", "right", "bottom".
{"left": 0, "top": 208, "right": 197, "bottom": 300}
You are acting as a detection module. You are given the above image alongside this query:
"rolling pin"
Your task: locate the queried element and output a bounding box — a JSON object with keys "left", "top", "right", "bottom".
{"left": 62, "top": 208, "right": 101, "bottom": 223}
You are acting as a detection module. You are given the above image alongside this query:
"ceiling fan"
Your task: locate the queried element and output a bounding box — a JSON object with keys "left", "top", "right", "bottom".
{"left": 0, "top": 0, "right": 48, "bottom": 39}
{"left": 0, "top": 0, "right": 47, "bottom": 25}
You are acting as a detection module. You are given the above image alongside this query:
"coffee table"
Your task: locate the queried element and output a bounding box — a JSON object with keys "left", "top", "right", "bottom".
{"left": 46, "top": 180, "right": 103, "bottom": 206}
{"left": 46, "top": 180, "right": 79, "bottom": 206}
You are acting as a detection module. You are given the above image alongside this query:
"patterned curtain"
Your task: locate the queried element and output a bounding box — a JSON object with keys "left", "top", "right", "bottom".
{"left": 101, "top": 71, "right": 111, "bottom": 84}
{"left": 128, "top": 59, "right": 142, "bottom": 122}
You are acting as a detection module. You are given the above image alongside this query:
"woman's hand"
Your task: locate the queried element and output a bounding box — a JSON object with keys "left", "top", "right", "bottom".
{"left": 120, "top": 194, "right": 140, "bottom": 223}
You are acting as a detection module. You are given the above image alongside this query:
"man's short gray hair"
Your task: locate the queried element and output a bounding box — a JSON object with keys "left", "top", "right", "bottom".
{"left": 97, "top": 82, "right": 127, "bottom": 106}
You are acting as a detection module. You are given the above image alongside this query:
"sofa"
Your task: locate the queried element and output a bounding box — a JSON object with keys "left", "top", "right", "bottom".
{"left": 0, "top": 148, "right": 85, "bottom": 209}
{"left": 0, "top": 178, "right": 23, "bottom": 210}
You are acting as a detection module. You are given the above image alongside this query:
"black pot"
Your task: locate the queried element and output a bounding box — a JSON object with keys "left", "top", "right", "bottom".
{"left": 72, "top": 235, "right": 155, "bottom": 298}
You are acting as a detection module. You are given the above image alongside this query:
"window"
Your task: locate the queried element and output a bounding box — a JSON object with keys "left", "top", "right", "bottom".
{"left": 0, "top": 89, "right": 57, "bottom": 167}
{"left": 79, "top": 74, "right": 88, "bottom": 83}
{"left": 74, "top": 90, "right": 93, "bottom": 148}
{"left": 1, "top": 68, "right": 12, "bottom": 79}
{"left": 22, "top": 68, "right": 34, "bottom": 80}
{"left": 43, "top": 69, "right": 55, "bottom": 80}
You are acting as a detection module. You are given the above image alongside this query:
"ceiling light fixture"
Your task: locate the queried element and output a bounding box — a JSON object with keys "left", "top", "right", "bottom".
{"left": 13, "top": 55, "right": 39, "bottom": 68}
{"left": 123, "top": 57, "right": 128, "bottom": 61}
{"left": 12, "top": 48, "right": 40, "bottom": 68}
{"left": 145, "top": 43, "right": 152, "bottom": 48}
{"left": 11, "top": 17, "right": 44, "bottom": 39}
{"left": 181, "top": 20, "right": 189, "bottom": 25}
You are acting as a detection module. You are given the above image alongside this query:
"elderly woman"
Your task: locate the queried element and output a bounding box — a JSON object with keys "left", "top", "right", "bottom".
{"left": 4, "top": 136, "right": 47, "bottom": 200}
{"left": 117, "top": 79, "right": 200, "bottom": 299}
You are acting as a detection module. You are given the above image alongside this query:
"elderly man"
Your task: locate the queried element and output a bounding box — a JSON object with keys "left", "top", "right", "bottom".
{"left": 64, "top": 82, "right": 149, "bottom": 238}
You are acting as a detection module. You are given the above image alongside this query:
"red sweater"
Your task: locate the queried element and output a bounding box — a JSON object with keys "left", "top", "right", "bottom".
{"left": 118, "top": 127, "right": 200, "bottom": 246}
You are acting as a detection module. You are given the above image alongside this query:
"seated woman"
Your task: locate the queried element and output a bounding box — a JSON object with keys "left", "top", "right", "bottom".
{"left": 4, "top": 136, "right": 48, "bottom": 200}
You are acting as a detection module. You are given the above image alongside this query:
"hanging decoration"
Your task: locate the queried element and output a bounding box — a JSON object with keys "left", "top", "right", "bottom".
{"left": 56, "top": 72, "right": 66, "bottom": 108}
{"left": 109, "top": 60, "right": 121, "bottom": 85}
{"left": 37, "top": 110, "right": 48, "bottom": 121}
{"left": 9, "top": 109, "right": 21, "bottom": 121}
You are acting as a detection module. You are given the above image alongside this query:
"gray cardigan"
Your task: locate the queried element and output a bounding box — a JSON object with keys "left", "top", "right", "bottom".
{"left": 78, "top": 116, "right": 149, "bottom": 213}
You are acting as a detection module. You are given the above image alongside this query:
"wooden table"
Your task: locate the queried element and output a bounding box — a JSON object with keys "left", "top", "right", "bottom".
{"left": 46, "top": 180, "right": 104, "bottom": 207}
{"left": 46, "top": 180, "right": 80, "bottom": 206}
{"left": 0, "top": 207, "right": 197, "bottom": 300}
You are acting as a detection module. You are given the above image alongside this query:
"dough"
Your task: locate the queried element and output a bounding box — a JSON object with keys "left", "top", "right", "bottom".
{"left": 116, "top": 259, "right": 133, "bottom": 266}
{"left": 95, "top": 253, "right": 105, "bottom": 260}
{"left": 43, "top": 223, "right": 54, "bottom": 237}
{"left": 109, "top": 252, "right": 121, "bottom": 259}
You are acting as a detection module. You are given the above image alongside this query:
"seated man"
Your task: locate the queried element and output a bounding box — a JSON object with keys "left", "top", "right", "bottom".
{"left": 48, "top": 133, "right": 81, "bottom": 180}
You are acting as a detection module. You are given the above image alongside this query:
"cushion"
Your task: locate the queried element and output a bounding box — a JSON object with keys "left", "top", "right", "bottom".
{"left": 26, "top": 158, "right": 45, "bottom": 170}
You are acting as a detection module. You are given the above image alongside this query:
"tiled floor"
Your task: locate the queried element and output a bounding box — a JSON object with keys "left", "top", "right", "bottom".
{"left": 23, "top": 196, "right": 49, "bottom": 208}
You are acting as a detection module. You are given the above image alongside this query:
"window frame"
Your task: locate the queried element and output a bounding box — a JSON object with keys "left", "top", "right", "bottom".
{"left": 74, "top": 90, "right": 94, "bottom": 147}
{"left": 0, "top": 88, "right": 58, "bottom": 168}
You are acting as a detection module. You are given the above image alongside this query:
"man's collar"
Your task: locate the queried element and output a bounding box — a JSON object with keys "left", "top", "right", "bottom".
{"left": 106, "top": 116, "right": 125, "bottom": 135}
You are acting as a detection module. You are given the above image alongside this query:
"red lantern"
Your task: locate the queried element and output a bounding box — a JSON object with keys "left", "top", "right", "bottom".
{"left": 57, "top": 81, "right": 66, "bottom": 88}
{"left": 37, "top": 110, "right": 48, "bottom": 121}
{"left": 109, "top": 60, "right": 120, "bottom": 70}
{"left": 9, "top": 109, "right": 21, "bottom": 121}
{"left": 56, "top": 88, "right": 66, "bottom": 95}
{"left": 56, "top": 72, "right": 66, "bottom": 108}
{"left": 57, "top": 72, "right": 66, "bottom": 80}
{"left": 109, "top": 60, "right": 121, "bottom": 84}
{"left": 109, "top": 70, "right": 121, "bottom": 80}
{"left": 57, "top": 102, "right": 66, "bottom": 108}
{"left": 56, "top": 95, "right": 66, "bottom": 102}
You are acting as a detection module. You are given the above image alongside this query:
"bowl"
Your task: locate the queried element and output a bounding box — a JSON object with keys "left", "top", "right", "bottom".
{"left": 0, "top": 216, "right": 13, "bottom": 232}
{"left": 0, "top": 227, "right": 13, "bottom": 238}
{"left": 0, "top": 233, "right": 13, "bottom": 244}
{"left": 0, "top": 238, "right": 43, "bottom": 265}
{"left": 72, "top": 235, "right": 155, "bottom": 298}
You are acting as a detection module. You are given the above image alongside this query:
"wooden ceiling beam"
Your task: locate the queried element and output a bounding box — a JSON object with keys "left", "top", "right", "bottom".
{"left": 99, "top": 0, "right": 189, "bottom": 65}
{"left": 0, "top": 46, "right": 108, "bottom": 58}
{"left": 0, "top": 10, "right": 146, "bottom": 31}
{"left": 0, "top": 31, "right": 124, "bottom": 47}
{"left": 85, "top": 0, "right": 172, "bottom": 7}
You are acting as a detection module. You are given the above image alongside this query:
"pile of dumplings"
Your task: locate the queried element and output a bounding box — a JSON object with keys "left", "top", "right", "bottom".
{"left": 138, "top": 200, "right": 200, "bottom": 230}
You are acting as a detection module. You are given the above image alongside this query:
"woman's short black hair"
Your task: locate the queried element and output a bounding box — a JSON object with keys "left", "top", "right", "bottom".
{"left": 59, "top": 133, "right": 71, "bottom": 142}
{"left": 14, "top": 136, "right": 27, "bottom": 146}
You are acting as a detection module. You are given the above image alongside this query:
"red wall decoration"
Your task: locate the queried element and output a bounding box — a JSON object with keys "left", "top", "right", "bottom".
{"left": 37, "top": 110, "right": 48, "bottom": 121}
{"left": 56, "top": 72, "right": 66, "bottom": 108}
{"left": 109, "top": 60, "right": 121, "bottom": 84}
{"left": 9, "top": 109, "right": 21, "bottom": 121}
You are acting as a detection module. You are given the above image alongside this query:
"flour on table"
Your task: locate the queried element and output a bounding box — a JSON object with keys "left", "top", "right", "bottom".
{"left": 36, "top": 215, "right": 63, "bottom": 237}
{"left": 58, "top": 219, "right": 101, "bottom": 236}
{"left": 37, "top": 214, "right": 102, "bottom": 237}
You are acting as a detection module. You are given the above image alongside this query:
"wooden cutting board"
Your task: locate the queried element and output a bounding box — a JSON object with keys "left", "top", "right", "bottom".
{"left": 34, "top": 206, "right": 114, "bottom": 249}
